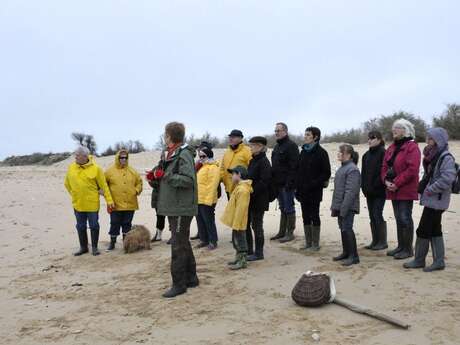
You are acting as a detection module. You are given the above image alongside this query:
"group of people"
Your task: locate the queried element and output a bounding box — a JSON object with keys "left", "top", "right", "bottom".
{"left": 64, "top": 119, "right": 458, "bottom": 298}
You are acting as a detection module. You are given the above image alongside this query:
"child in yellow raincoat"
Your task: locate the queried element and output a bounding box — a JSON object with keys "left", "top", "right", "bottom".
{"left": 221, "top": 166, "right": 253, "bottom": 270}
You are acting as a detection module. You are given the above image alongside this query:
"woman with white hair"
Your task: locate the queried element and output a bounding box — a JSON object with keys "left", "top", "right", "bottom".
{"left": 381, "top": 119, "right": 421, "bottom": 260}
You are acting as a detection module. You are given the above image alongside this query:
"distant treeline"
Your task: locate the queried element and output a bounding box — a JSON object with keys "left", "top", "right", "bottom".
{"left": 0, "top": 152, "right": 71, "bottom": 166}
{"left": 2, "top": 103, "right": 458, "bottom": 166}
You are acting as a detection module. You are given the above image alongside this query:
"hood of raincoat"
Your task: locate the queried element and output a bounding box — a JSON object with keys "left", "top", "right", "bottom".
{"left": 427, "top": 127, "right": 449, "bottom": 152}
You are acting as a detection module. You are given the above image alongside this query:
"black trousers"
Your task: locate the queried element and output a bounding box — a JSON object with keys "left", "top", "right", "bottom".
{"left": 168, "top": 216, "right": 197, "bottom": 289}
{"left": 300, "top": 201, "right": 321, "bottom": 226}
{"left": 156, "top": 214, "right": 166, "bottom": 230}
{"left": 416, "top": 207, "right": 444, "bottom": 239}
{"left": 246, "top": 209, "right": 265, "bottom": 255}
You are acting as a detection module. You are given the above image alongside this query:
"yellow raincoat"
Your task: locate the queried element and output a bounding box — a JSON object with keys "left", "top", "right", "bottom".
{"left": 197, "top": 160, "right": 221, "bottom": 206}
{"left": 64, "top": 156, "right": 113, "bottom": 212}
{"left": 105, "top": 151, "right": 143, "bottom": 211}
{"left": 220, "top": 180, "right": 253, "bottom": 231}
{"left": 220, "top": 144, "right": 252, "bottom": 194}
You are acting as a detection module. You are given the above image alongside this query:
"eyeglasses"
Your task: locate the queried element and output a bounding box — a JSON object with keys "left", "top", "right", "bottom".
{"left": 368, "top": 136, "right": 376, "bottom": 140}
{"left": 119, "top": 157, "right": 128, "bottom": 160}
{"left": 274, "top": 129, "right": 284, "bottom": 133}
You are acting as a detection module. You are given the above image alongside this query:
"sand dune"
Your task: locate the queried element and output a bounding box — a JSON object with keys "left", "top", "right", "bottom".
{"left": 1, "top": 143, "right": 459, "bottom": 345}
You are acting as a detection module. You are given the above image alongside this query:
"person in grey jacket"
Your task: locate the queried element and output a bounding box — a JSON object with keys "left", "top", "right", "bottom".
{"left": 331, "top": 144, "right": 361, "bottom": 266}
{"left": 404, "top": 128, "right": 457, "bottom": 272}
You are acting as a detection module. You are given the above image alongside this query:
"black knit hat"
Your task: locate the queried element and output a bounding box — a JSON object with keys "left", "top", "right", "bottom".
{"left": 249, "top": 136, "right": 267, "bottom": 146}
{"left": 200, "top": 147, "right": 214, "bottom": 159}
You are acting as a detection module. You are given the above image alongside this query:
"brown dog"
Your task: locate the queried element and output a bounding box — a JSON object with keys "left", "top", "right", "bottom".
{"left": 123, "top": 225, "right": 152, "bottom": 253}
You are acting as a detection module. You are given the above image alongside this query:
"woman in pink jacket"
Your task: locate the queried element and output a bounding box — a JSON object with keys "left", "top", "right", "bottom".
{"left": 381, "top": 119, "right": 421, "bottom": 260}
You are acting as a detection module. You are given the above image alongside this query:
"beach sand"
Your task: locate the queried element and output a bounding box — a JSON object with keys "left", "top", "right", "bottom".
{"left": 1, "top": 143, "right": 459, "bottom": 345}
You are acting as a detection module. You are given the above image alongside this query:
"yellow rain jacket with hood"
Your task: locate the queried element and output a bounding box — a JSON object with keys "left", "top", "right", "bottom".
{"left": 105, "top": 150, "right": 143, "bottom": 211}
{"left": 197, "top": 160, "right": 221, "bottom": 206}
{"left": 220, "top": 144, "right": 252, "bottom": 194}
{"left": 64, "top": 155, "right": 113, "bottom": 212}
{"left": 220, "top": 180, "right": 253, "bottom": 230}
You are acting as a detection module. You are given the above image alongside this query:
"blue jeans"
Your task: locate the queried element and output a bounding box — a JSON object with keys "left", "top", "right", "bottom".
{"left": 277, "top": 187, "right": 296, "bottom": 214}
{"left": 338, "top": 212, "right": 355, "bottom": 233}
{"left": 196, "top": 204, "right": 218, "bottom": 244}
{"left": 366, "top": 197, "right": 385, "bottom": 226}
{"left": 391, "top": 200, "right": 414, "bottom": 230}
{"left": 109, "top": 211, "right": 135, "bottom": 237}
{"left": 74, "top": 210, "right": 99, "bottom": 232}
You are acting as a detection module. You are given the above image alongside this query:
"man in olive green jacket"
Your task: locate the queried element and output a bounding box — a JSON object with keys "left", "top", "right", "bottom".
{"left": 157, "top": 122, "right": 199, "bottom": 298}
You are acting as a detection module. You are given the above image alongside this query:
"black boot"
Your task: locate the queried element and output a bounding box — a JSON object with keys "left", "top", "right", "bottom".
{"left": 394, "top": 226, "right": 413, "bottom": 260}
{"left": 74, "top": 230, "right": 89, "bottom": 256}
{"left": 365, "top": 222, "right": 377, "bottom": 249}
{"left": 403, "top": 237, "right": 429, "bottom": 269}
{"left": 372, "top": 221, "right": 388, "bottom": 250}
{"left": 246, "top": 226, "right": 254, "bottom": 256}
{"left": 162, "top": 285, "right": 187, "bottom": 298}
{"left": 90, "top": 228, "right": 100, "bottom": 256}
{"left": 300, "top": 224, "right": 312, "bottom": 250}
{"left": 106, "top": 236, "right": 116, "bottom": 251}
{"left": 187, "top": 275, "right": 200, "bottom": 288}
{"left": 342, "top": 231, "right": 359, "bottom": 266}
{"left": 333, "top": 231, "right": 348, "bottom": 261}
{"left": 271, "top": 212, "right": 287, "bottom": 240}
{"left": 311, "top": 225, "right": 321, "bottom": 251}
{"left": 387, "top": 224, "right": 403, "bottom": 256}
{"left": 279, "top": 213, "right": 296, "bottom": 243}
{"left": 248, "top": 235, "right": 264, "bottom": 261}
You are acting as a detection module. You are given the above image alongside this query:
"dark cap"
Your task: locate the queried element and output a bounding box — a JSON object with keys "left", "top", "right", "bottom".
{"left": 227, "top": 165, "right": 248, "bottom": 179}
{"left": 249, "top": 136, "right": 267, "bottom": 146}
{"left": 228, "top": 129, "right": 244, "bottom": 138}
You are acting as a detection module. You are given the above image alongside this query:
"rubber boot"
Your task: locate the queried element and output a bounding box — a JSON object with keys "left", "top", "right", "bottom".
{"left": 394, "top": 226, "right": 413, "bottom": 260}
{"left": 90, "top": 228, "right": 100, "bottom": 256}
{"left": 342, "top": 231, "right": 360, "bottom": 266}
{"left": 372, "top": 221, "right": 388, "bottom": 250}
{"left": 387, "top": 224, "right": 403, "bottom": 256}
{"left": 74, "top": 230, "right": 89, "bottom": 256}
{"left": 151, "top": 229, "right": 163, "bottom": 242}
{"left": 248, "top": 235, "right": 264, "bottom": 261}
{"left": 365, "top": 222, "right": 377, "bottom": 249}
{"left": 333, "top": 231, "right": 348, "bottom": 261}
{"left": 423, "top": 236, "right": 446, "bottom": 272}
{"left": 300, "top": 224, "right": 312, "bottom": 250}
{"left": 403, "top": 237, "right": 429, "bottom": 269}
{"left": 227, "top": 255, "right": 239, "bottom": 266}
{"left": 162, "top": 285, "right": 187, "bottom": 298}
{"left": 279, "top": 213, "right": 296, "bottom": 243}
{"left": 311, "top": 225, "right": 321, "bottom": 251}
{"left": 229, "top": 253, "right": 247, "bottom": 270}
{"left": 271, "top": 212, "right": 287, "bottom": 240}
{"left": 106, "top": 236, "right": 116, "bottom": 251}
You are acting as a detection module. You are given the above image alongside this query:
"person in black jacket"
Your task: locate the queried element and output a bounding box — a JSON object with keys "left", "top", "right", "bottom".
{"left": 270, "top": 122, "right": 299, "bottom": 243}
{"left": 246, "top": 136, "right": 272, "bottom": 261}
{"left": 295, "top": 127, "right": 331, "bottom": 251}
{"left": 361, "top": 130, "right": 388, "bottom": 250}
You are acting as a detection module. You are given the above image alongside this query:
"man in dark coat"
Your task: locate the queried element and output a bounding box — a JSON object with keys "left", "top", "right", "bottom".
{"left": 270, "top": 122, "right": 299, "bottom": 242}
{"left": 295, "top": 127, "right": 331, "bottom": 251}
{"left": 246, "top": 136, "right": 272, "bottom": 261}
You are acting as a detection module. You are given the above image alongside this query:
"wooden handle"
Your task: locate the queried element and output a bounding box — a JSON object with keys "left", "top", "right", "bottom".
{"left": 332, "top": 297, "right": 410, "bottom": 330}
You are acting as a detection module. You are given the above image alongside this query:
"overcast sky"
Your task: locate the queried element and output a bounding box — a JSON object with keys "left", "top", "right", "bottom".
{"left": 1, "top": 0, "right": 459, "bottom": 158}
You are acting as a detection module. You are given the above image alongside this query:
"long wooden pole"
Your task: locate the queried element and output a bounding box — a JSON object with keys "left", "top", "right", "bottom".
{"left": 332, "top": 297, "right": 410, "bottom": 329}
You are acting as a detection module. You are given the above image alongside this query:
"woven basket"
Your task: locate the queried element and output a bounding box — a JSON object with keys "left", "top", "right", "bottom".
{"left": 291, "top": 272, "right": 332, "bottom": 307}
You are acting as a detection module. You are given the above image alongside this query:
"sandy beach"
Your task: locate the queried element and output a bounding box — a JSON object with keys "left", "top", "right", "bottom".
{"left": 1, "top": 143, "right": 459, "bottom": 345}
